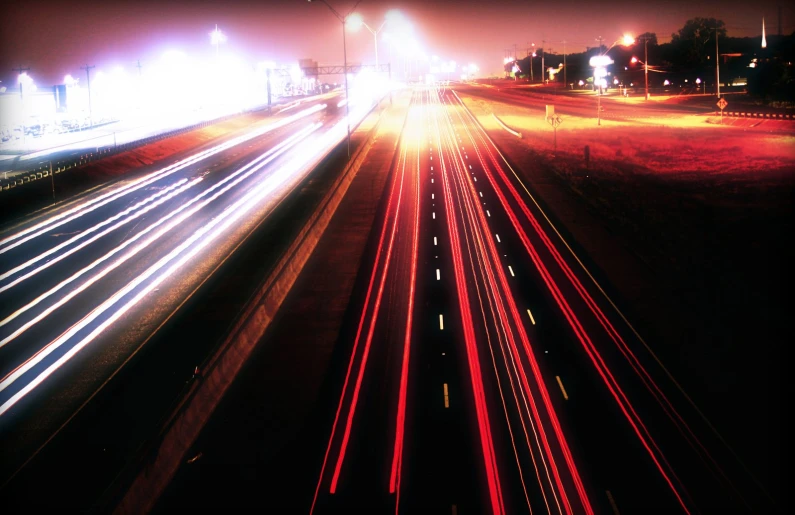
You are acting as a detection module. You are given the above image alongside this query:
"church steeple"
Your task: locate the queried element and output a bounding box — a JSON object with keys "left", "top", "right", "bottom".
{"left": 762, "top": 16, "right": 767, "bottom": 48}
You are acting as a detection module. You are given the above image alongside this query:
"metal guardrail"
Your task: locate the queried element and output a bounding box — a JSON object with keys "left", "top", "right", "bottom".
{"left": 721, "top": 111, "right": 795, "bottom": 119}
{"left": 0, "top": 108, "right": 263, "bottom": 194}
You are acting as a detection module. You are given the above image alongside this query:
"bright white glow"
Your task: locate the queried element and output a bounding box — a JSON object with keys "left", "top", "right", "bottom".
{"left": 210, "top": 26, "right": 227, "bottom": 46}
{"left": 346, "top": 12, "right": 364, "bottom": 31}
{"left": 695, "top": 78, "right": 701, "bottom": 84}
{"left": 589, "top": 55, "right": 614, "bottom": 68}
{"left": 623, "top": 34, "right": 635, "bottom": 46}
{"left": 664, "top": 79, "right": 670, "bottom": 86}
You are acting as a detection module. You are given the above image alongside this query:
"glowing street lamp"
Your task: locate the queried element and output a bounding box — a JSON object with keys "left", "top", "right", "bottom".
{"left": 591, "top": 34, "right": 634, "bottom": 125}
{"left": 346, "top": 12, "right": 388, "bottom": 70}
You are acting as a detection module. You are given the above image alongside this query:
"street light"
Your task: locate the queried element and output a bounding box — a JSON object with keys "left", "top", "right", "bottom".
{"left": 591, "top": 35, "right": 634, "bottom": 125}
{"left": 308, "top": 0, "right": 362, "bottom": 158}
{"left": 346, "top": 13, "right": 388, "bottom": 70}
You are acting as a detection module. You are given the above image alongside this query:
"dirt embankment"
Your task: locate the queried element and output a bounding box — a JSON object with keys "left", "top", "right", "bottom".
{"left": 460, "top": 92, "right": 795, "bottom": 499}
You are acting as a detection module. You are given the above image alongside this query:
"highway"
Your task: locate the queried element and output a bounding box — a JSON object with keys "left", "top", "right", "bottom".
{"left": 309, "top": 85, "right": 751, "bottom": 514}
{"left": 0, "top": 91, "right": 377, "bottom": 503}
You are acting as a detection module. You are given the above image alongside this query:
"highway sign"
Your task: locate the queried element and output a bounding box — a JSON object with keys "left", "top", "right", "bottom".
{"left": 717, "top": 98, "right": 728, "bottom": 110}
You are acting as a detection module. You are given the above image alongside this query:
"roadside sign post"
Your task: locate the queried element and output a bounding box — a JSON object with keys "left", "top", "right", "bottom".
{"left": 546, "top": 114, "right": 562, "bottom": 155}
{"left": 717, "top": 97, "right": 728, "bottom": 124}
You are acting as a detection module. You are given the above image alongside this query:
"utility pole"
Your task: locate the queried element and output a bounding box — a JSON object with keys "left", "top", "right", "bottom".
{"left": 81, "top": 64, "right": 96, "bottom": 126}
{"left": 563, "top": 40, "right": 567, "bottom": 89}
{"left": 714, "top": 25, "right": 721, "bottom": 98}
{"left": 637, "top": 35, "right": 652, "bottom": 100}
{"left": 12, "top": 65, "right": 30, "bottom": 100}
{"left": 541, "top": 39, "right": 545, "bottom": 84}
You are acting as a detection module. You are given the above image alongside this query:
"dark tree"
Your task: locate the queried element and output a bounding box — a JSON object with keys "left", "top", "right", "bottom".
{"left": 671, "top": 18, "right": 727, "bottom": 65}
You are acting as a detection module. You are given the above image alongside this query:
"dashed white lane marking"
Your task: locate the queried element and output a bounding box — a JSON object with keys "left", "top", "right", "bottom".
{"left": 436, "top": 269, "right": 441, "bottom": 280}
{"left": 434, "top": 237, "right": 438, "bottom": 245}
{"left": 469, "top": 165, "right": 472, "bottom": 169}
{"left": 433, "top": 212, "right": 436, "bottom": 219}
{"left": 479, "top": 191, "right": 483, "bottom": 197}
{"left": 556, "top": 376, "right": 569, "bottom": 400}
{"left": 527, "top": 309, "right": 536, "bottom": 325}
{"left": 508, "top": 265, "right": 515, "bottom": 276}
{"left": 495, "top": 234, "right": 501, "bottom": 242}
{"left": 439, "top": 314, "right": 444, "bottom": 330}
{"left": 432, "top": 193, "right": 435, "bottom": 199}
{"left": 473, "top": 177, "right": 477, "bottom": 182}
{"left": 486, "top": 210, "right": 491, "bottom": 217}
{"left": 431, "top": 178, "right": 434, "bottom": 183}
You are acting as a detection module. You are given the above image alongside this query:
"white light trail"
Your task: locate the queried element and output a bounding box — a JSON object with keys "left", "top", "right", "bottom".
{"left": 0, "top": 104, "right": 326, "bottom": 254}
{"left": 0, "top": 124, "right": 327, "bottom": 413}
{"left": 0, "top": 123, "right": 319, "bottom": 348}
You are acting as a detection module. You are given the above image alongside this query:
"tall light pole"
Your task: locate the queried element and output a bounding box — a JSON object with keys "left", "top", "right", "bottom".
{"left": 715, "top": 25, "right": 721, "bottom": 98}
{"left": 591, "top": 35, "right": 634, "bottom": 126}
{"left": 636, "top": 35, "right": 653, "bottom": 100}
{"left": 309, "top": 0, "right": 362, "bottom": 159}
{"left": 347, "top": 13, "right": 388, "bottom": 70}
{"left": 81, "top": 64, "right": 95, "bottom": 126}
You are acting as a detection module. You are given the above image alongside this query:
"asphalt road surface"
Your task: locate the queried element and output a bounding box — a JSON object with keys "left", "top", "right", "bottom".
{"left": 0, "top": 91, "right": 379, "bottom": 508}
{"left": 310, "top": 85, "right": 762, "bottom": 514}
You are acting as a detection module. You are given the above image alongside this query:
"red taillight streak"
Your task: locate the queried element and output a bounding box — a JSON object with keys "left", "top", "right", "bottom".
{"left": 453, "top": 158, "right": 553, "bottom": 512}
{"left": 440, "top": 96, "right": 580, "bottom": 514}
{"left": 434, "top": 97, "right": 505, "bottom": 515}
{"left": 438, "top": 110, "right": 540, "bottom": 513}
{"left": 458, "top": 91, "right": 719, "bottom": 490}
{"left": 310, "top": 111, "right": 410, "bottom": 513}
{"left": 390, "top": 100, "right": 423, "bottom": 501}
{"left": 329, "top": 129, "right": 409, "bottom": 494}
{"left": 442, "top": 102, "right": 580, "bottom": 513}
{"left": 451, "top": 97, "right": 690, "bottom": 512}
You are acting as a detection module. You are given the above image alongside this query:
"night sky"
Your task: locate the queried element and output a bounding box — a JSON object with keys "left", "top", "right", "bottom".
{"left": 1, "top": 0, "right": 791, "bottom": 86}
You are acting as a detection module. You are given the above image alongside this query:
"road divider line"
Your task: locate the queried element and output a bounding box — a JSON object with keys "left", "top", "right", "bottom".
{"left": 495, "top": 234, "right": 501, "bottom": 242}
{"left": 508, "top": 265, "right": 515, "bottom": 277}
{"left": 606, "top": 491, "right": 621, "bottom": 515}
{"left": 434, "top": 236, "right": 437, "bottom": 246}
{"left": 486, "top": 210, "right": 491, "bottom": 217}
{"left": 436, "top": 269, "right": 441, "bottom": 281}
{"left": 556, "top": 376, "right": 569, "bottom": 400}
{"left": 439, "top": 314, "right": 444, "bottom": 330}
{"left": 527, "top": 308, "right": 536, "bottom": 325}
